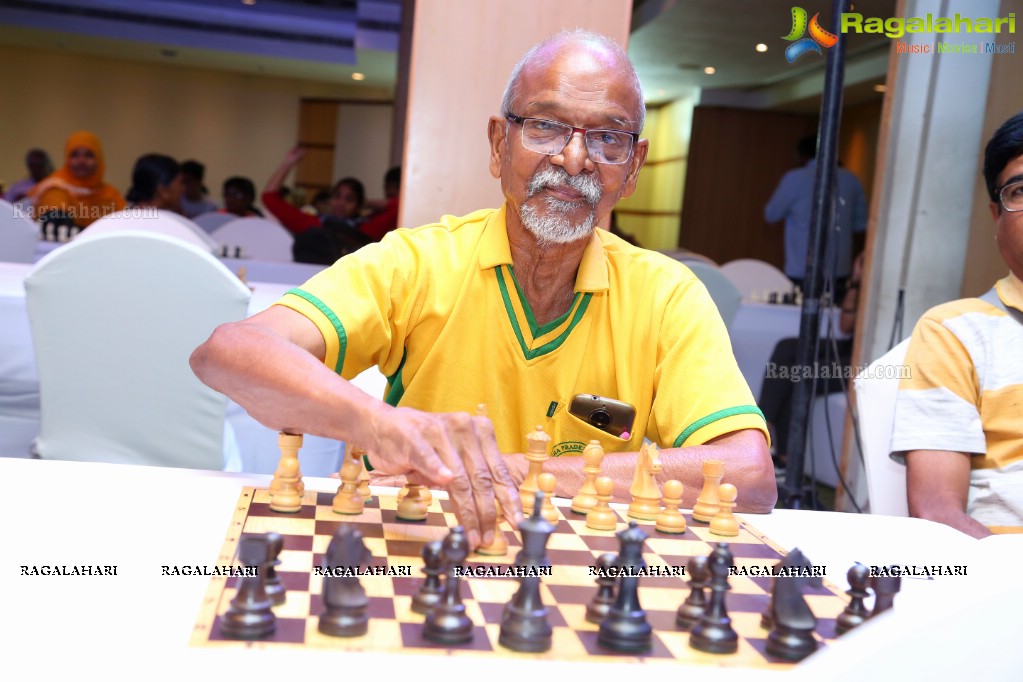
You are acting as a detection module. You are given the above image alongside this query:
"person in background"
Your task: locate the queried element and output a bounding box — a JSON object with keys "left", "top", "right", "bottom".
{"left": 357, "top": 165, "right": 401, "bottom": 242}
{"left": 221, "top": 176, "right": 263, "bottom": 218}
{"left": 307, "top": 190, "right": 332, "bottom": 218}
{"left": 179, "top": 160, "right": 218, "bottom": 218}
{"left": 125, "top": 154, "right": 184, "bottom": 214}
{"left": 30, "top": 131, "right": 126, "bottom": 229}
{"left": 5, "top": 148, "right": 53, "bottom": 203}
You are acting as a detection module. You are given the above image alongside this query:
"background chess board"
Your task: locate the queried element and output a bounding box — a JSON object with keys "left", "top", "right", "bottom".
{"left": 191, "top": 488, "right": 850, "bottom": 669}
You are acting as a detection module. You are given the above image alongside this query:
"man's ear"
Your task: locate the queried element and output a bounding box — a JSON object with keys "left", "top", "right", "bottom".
{"left": 618, "top": 138, "right": 649, "bottom": 200}
{"left": 488, "top": 116, "right": 507, "bottom": 180}
{"left": 990, "top": 200, "right": 1001, "bottom": 222}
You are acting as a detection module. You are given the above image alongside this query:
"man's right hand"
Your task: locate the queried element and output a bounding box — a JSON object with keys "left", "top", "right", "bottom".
{"left": 362, "top": 405, "right": 524, "bottom": 548}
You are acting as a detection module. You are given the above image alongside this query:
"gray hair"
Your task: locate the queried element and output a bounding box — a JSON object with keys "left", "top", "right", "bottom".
{"left": 499, "top": 29, "right": 646, "bottom": 133}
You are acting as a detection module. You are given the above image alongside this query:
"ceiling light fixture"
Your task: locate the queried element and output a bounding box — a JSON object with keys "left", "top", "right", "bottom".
{"left": 873, "top": 84, "right": 887, "bottom": 93}
{"left": 755, "top": 43, "right": 768, "bottom": 52}
{"left": 242, "top": 0, "right": 256, "bottom": 6}
{"left": 352, "top": 72, "right": 366, "bottom": 81}
{"left": 703, "top": 66, "right": 716, "bottom": 75}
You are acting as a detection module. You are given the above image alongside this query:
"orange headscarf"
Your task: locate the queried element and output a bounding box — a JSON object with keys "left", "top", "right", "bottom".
{"left": 31, "top": 131, "right": 126, "bottom": 227}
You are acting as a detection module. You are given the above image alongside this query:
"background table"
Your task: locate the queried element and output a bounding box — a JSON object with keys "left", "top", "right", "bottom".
{"left": 3, "top": 458, "right": 1020, "bottom": 679}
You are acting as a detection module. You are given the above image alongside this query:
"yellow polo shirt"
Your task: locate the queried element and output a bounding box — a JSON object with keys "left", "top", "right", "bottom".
{"left": 276, "top": 205, "right": 766, "bottom": 456}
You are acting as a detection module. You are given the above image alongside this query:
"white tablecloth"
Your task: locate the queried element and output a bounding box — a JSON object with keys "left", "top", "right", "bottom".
{"left": 3, "top": 457, "right": 1020, "bottom": 679}
{"left": 0, "top": 261, "right": 382, "bottom": 475}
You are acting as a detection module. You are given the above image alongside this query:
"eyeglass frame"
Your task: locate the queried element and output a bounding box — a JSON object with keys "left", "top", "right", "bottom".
{"left": 997, "top": 178, "right": 1023, "bottom": 212}
{"left": 504, "top": 113, "right": 639, "bottom": 165}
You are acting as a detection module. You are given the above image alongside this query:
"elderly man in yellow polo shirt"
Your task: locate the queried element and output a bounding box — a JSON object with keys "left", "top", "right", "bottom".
{"left": 892, "top": 111, "right": 1023, "bottom": 538}
{"left": 191, "top": 30, "right": 776, "bottom": 548}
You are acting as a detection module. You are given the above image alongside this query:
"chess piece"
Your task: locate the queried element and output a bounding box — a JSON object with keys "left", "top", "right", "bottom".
{"left": 396, "top": 483, "right": 429, "bottom": 522}
{"left": 690, "top": 543, "right": 739, "bottom": 654}
{"left": 691, "top": 459, "right": 724, "bottom": 523}
{"left": 348, "top": 446, "right": 372, "bottom": 501}
{"left": 318, "top": 524, "right": 372, "bottom": 637}
{"left": 597, "top": 521, "right": 652, "bottom": 652}
{"left": 262, "top": 532, "right": 286, "bottom": 605}
{"left": 836, "top": 563, "right": 871, "bottom": 635}
{"left": 537, "top": 472, "right": 559, "bottom": 524}
{"left": 585, "top": 552, "right": 617, "bottom": 624}
{"left": 499, "top": 492, "right": 555, "bottom": 652}
{"left": 628, "top": 442, "right": 662, "bottom": 521}
{"left": 869, "top": 571, "right": 901, "bottom": 618}
{"left": 519, "top": 425, "right": 551, "bottom": 515}
{"left": 332, "top": 450, "right": 365, "bottom": 515}
{"left": 765, "top": 547, "right": 823, "bottom": 661}
{"left": 655, "top": 479, "right": 686, "bottom": 534}
{"left": 269, "top": 432, "right": 304, "bottom": 513}
{"left": 675, "top": 555, "right": 709, "bottom": 629}
{"left": 411, "top": 540, "right": 445, "bottom": 614}
{"left": 220, "top": 535, "right": 275, "bottom": 639}
{"left": 423, "top": 527, "right": 474, "bottom": 644}
{"left": 475, "top": 499, "right": 509, "bottom": 557}
{"left": 760, "top": 577, "right": 776, "bottom": 630}
{"left": 585, "top": 476, "right": 618, "bottom": 531}
{"left": 709, "top": 483, "right": 739, "bottom": 536}
{"left": 571, "top": 440, "right": 605, "bottom": 514}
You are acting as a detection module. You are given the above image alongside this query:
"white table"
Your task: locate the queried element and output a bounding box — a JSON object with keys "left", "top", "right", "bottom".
{"left": 2, "top": 458, "right": 1020, "bottom": 679}
{"left": 0, "top": 261, "right": 382, "bottom": 475}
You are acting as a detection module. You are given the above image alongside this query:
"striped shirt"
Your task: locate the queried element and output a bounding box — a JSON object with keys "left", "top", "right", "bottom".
{"left": 892, "top": 274, "right": 1023, "bottom": 529}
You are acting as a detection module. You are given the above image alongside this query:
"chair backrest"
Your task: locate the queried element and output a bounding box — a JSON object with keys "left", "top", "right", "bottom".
{"left": 0, "top": 199, "right": 39, "bottom": 263}
{"left": 720, "top": 258, "right": 793, "bottom": 298}
{"left": 211, "top": 217, "right": 295, "bottom": 262}
{"left": 24, "top": 231, "right": 251, "bottom": 469}
{"left": 76, "top": 208, "right": 218, "bottom": 253}
{"left": 684, "top": 261, "right": 743, "bottom": 329}
{"left": 853, "top": 339, "right": 911, "bottom": 516}
{"left": 193, "top": 211, "right": 235, "bottom": 234}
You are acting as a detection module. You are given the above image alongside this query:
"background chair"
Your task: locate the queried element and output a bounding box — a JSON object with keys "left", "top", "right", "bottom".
{"left": 853, "top": 339, "right": 911, "bottom": 516}
{"left": 76, "top": 209, "right": 218, "bottom": 253}
{"left": 25, "top": 231, "right": 251, "bottom": 470}
{"left": 0, "top": 199, "right": 39, "bottom": 263}
{"left": 211, "top": 217, "right": 295, "bottom": 261}
{"left": 684, "top": 261, "right": 742, "bottom": 329}
{"left": 720, "top": 258, "right": 793, "bottom": 299}
{"left": 193, "top": 211, "right": 234, "bottom": 234}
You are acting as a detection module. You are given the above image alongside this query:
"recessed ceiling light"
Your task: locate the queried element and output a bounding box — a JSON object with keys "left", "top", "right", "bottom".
{"left": 703, "top": 66, "right": 716, "bottom": 75}
{"left": 873, "top": 83, "right": 887, "bottom": 93}
{"left": 242, "top": 0, "right": 256, "bottom": 5}
{"left": 755, "top": 43, "right": 768, "bottom": 52}
{"left": 352, "top": 72, "right": 366, "bottom": 81}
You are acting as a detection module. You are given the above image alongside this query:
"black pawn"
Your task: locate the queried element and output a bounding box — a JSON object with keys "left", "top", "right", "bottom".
{"left": 598, "top": 521, "right": 652, "bottom": 653}
{"left": 499, "top": 491, "right": 556, "bottom": 652}
{"left": 411, "top": 540, "right": 445, "bottom": 615}
{"left": 869, "top": 571, "right": 901, "bottom": 618}
{"left": 690, "top": 543, "right": 738, "bottom": 654}
{"left": 423, "top": 526, "right": 473, "bottom": 644}
{"left": 586, "top": 552, "right": 617, "bottom": 624}
{"left": 263, "top": 532, "right": 286, "bottom": 605}
{"left": 676, "top": 554, "right": 710, "bottom": 630}
{"left": 220, "top": 535, "right": 275, "bottom": 639}
{"left": 836, "top": 563, "right": 871, "bottom": 635}
{"left": 318, "top": 523, "right": 372, "bottom": 637}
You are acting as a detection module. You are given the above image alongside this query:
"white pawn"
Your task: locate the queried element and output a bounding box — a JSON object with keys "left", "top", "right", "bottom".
{"left": 571, "top": 440, "right": 604, "bottom": 514}
{"left": 396, "top": 483, "right": 429, "bottom": 521}
{"left": 709, "top": 483, "right": 739, "bottom": 537}
{"left": 655, "top": 480, "right": 687, "bottom": 534}
{"left": 538, "top": 472, "right": 559, "bottom": 525}
{"left": 586, "top": 476, "right": 617, "bottom": 532}
{"left": 332, "top": 451, "right": 364, "bottom": 515}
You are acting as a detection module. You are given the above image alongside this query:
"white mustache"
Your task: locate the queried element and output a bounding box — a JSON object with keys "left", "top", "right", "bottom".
{"left": 526, "top": 166, "right": 602, "bottom": 205}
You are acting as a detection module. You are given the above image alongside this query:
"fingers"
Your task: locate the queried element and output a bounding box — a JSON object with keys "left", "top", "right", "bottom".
{"left": 422, "top": 418, "right": 482, "bottom": 547}
{"left": 449, "top": 413, "right": 496, "bottom": 546}
{"left": 474, "top": 416, "right": 523, "bottom": 528}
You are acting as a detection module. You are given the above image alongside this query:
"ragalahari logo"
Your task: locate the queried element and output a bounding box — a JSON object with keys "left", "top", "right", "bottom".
{"left": 783, "top": 6, "right": 839, "bottom": 62}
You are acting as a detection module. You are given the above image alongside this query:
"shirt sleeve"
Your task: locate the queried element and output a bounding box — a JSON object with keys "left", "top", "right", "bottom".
{"left": 891, "top": 312, "right": 985, "bottom": 459}
{"left": 764, "top": 173, "right": 795, "bottom": 224}
{"left": 261, "top": 190, "right": 319, "bottom": 235}
{"left": 650, "top": 273, "right": 769, "bottom": 448}
{"left": 358, "top": 197, "right": 399, "bottom": 241}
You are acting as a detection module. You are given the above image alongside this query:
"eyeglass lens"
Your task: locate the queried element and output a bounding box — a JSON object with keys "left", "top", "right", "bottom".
{"left": 521, "top": 119, "right": 633, "bottom": 164}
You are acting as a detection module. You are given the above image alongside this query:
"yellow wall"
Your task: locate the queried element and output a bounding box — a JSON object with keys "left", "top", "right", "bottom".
{"left": 615, "top": 96, "right": 695, "bottom": 250}
{"left": 0, "top": 45, "right": 391, "bottom": 205}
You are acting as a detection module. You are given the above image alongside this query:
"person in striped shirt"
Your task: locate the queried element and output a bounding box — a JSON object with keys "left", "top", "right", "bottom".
{"left": 892, "top": 111, "right": 1023, "bottom": 538}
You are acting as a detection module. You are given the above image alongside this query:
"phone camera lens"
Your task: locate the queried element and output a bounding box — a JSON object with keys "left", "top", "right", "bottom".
{"left": 589, "top": 408, "right": 611, "bottom": 429}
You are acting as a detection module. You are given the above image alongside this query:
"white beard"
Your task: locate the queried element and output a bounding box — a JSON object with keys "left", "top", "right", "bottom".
{"left": 518, "top": 166, "right": 602, "bottom": 247}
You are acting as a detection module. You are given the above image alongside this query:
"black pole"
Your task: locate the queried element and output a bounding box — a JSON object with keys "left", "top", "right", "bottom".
{"left": 779, "top": 0, "right": 849, "bottom": 509}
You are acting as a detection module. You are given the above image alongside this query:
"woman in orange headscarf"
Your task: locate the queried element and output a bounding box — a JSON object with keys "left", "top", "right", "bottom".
{"left": 31, "top": 131, "right": 126, "bottom": 228}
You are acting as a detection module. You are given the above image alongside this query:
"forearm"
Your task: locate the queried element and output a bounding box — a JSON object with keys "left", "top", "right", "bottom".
{"left": 264, "top": 158, "right": 298, "bottom": 195}
{"left": 909, "top": 498, "right": 992, "bottom": 539}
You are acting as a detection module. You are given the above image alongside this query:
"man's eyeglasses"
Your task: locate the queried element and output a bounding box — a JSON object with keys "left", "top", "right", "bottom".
{"left": 505, "top": 113, "right": 638, "bottom": 165}
{"left": 998, "top": 180, "right": 1023, "bottom": 212}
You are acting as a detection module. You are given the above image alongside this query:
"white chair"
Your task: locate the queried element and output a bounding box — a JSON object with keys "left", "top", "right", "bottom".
{"left": 193, "top": 211, "right": 235, "bottom": 234}
{"left": 853, "top": 339, "right": 911, "bottom": 516}
{"left": 720, "top": 258, "right": 793, "bottom": 299}
{"left": 0, "top": 199, "right": 39, "bottom": 263}
{"left": 76, "top": 209, "right": 219, "bottom": 254}
{"left": 24, "top": 231, "right": 252, "bottom": 470}
{"left": 684, "top": 261, "right": 742, "bottom": 329}
{"left": 211, "top": 217, "right": 295, "bottom": 262}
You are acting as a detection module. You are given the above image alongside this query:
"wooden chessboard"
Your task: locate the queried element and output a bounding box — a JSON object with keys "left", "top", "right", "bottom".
{"left": 190, "top": 487, "right": 850, "bottom": 669}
